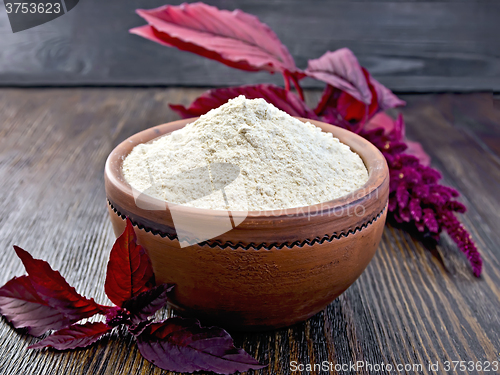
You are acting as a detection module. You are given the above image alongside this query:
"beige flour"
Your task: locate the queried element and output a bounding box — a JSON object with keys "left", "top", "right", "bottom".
{"left": 122, "top": 96, "right": 368, "bottom": 211}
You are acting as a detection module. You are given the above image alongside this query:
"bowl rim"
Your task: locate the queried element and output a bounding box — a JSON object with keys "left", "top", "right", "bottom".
{"left": 105, "top": 116, "right": 388, "bottom": 220}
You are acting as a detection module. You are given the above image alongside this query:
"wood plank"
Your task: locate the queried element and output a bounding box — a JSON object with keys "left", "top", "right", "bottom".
{"left": 0, "top": 88, "right": 499, "bottom": 375}
{"left": 0, "top": 1, "right": 499, "bottom": 91}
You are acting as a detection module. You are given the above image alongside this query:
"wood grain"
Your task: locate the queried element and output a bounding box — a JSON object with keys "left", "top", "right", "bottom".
{"left": 0, "top": 88, "right": 499, "bottom": 374}
{"left": 0, "top": 0, "right": 500, "bottom": 91}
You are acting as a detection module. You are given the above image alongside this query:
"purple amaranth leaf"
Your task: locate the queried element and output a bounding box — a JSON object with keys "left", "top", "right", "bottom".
{"left": 393, "top": 113, "right": 405, "bottom": 141}
{"left": 314, "top": 82, "right": 377, "bottom": 132}
{"left": 105, "top": 219, "right": 155, "bottom": 308}
{"left": 28, "top": 322, "right": 112, "bottom": 350}
{"left": 320, "top": 108, "right": 359, "bottom": 129}
{"left": 170, "top": 84, "right": 317, "bottom": 119}
{"left": 135, "top": 317, "right": 266, "bottom": 374}
{"left": 314, "top": 84, "right": 339, "bottom": 116}
{"left": 406, "top": 141, "right": 431, "bottom": 166}
{"left": 309, "top": 51, "right": 404, "bottom": 129}
{"left": 305, "top": 48, "right": 372, "bottom": 104}
{"left": 369, "top": 76, "right": 406, "bottom": 111}
{"left": 122, "top": 283, "right": 174, "bottom": 325}
{"left": 131, "top": 3, "right": 299, "bottom": 76}
{"left": 364, "top": 112, "right": 403, "bottom": 139}
{"left": 13, "top": 247, "right": 107, "bottom": 324}
{"left": 0, "top": 276, "right": 73, "bottom": 336}
{"left": 313, "top": 85, "right": 354, "bottom": 129}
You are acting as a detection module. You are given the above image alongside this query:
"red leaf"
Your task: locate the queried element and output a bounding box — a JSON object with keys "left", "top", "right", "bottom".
{"left": 135, "top": 317, "right": 265, "bottom": 374}
{"left": 0, "top": 276, "right": 72, "bottom": 336}
{"left": 314, "top": 83, "right": 373, "bottom": 130}
{"left": 122, "top": 284, "right": 174, "bottom": 324}
{"left": 131, "top": 3, "right": 299, "bottom": 75}
{"left": 105, "top": 218, "right": 155, "bottom": 307}
{"left": 28, "top": 322, "right": 112, "bottom": 350}
{"left": 365, "top": 112, "right": 404, "bottom": 140}
{"left": 363, "top": 112, "right": 398, "bottom": 137}
{"left": 12, "top": 247, "right": 106, "bottom": 324}
{"left": 309, "top": 49, "right": 404, "bottom": 125}
{"left": 405, "top": 141, "right": 431, "bottom": 166}
{"left": 337, "top": 85, "right": 377, "bottom": 123}
{"left": 314, "top": 84, "right": 338, "bottom": 116}
{"left": 305, "top": 48, "right": 372, "bottom": 104}
{"left": 336, "top": 70, "right": 404, "bottom": 122}
{"left": 170, "top": 84, "right": 317, "bottom": 119}
{"left": 370, "top": 75, "right": 406, "bottom": 111}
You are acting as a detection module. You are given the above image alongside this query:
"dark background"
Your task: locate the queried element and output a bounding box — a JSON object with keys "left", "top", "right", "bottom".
{"left": 0, "top": 0, "right": 499, "bottom": 92}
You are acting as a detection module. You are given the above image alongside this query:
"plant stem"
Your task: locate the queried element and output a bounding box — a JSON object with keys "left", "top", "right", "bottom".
{"left": 283, "top": 72, "right": 291, "bottom": 92}
{"left": 290, "top": 73, "right": 305, "bottom": 101}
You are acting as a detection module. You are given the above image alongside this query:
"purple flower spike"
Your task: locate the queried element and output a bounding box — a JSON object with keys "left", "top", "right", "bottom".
{"left": 354, "top": 114, "right": 483, "bottom": 277}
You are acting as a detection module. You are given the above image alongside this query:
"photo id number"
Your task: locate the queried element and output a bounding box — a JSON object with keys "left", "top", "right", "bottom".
{"left": 5, "top": 2, "right": 61, "bottom": 14}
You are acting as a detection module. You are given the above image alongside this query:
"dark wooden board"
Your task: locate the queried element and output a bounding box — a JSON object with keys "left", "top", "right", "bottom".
{"left": 1, "top": 0, "right": 500, "bottom": 91}
{"left": 0, "top": 88, "right": 499, "bottom": 375}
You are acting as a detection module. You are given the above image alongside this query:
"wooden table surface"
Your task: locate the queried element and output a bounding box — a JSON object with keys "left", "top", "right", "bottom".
{"left": 0, "top": 88, "right": 499, "bottom": 375}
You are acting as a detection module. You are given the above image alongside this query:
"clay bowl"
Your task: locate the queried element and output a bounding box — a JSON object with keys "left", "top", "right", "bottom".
{"left": 104, "top": 117, "right": 389, "bottom": 331}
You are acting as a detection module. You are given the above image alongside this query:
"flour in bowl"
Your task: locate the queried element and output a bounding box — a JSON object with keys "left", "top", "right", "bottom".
{"left": 122, "top": 96, "right": 368, "bottom": 211}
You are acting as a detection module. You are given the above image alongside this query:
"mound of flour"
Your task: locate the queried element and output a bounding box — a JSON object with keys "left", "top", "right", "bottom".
{"left": 122, "top": 96, "right": 368, "bottom": 211}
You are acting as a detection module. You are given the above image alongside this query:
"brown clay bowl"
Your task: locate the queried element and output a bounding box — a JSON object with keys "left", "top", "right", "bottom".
{"left": 104, "top": 117, "right": 389, "bottom": 331}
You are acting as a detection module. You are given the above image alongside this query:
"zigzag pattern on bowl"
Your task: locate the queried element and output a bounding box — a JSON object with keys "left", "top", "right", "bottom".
{"left": 108, "top": 200, "right": 386, "bottom": 250}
